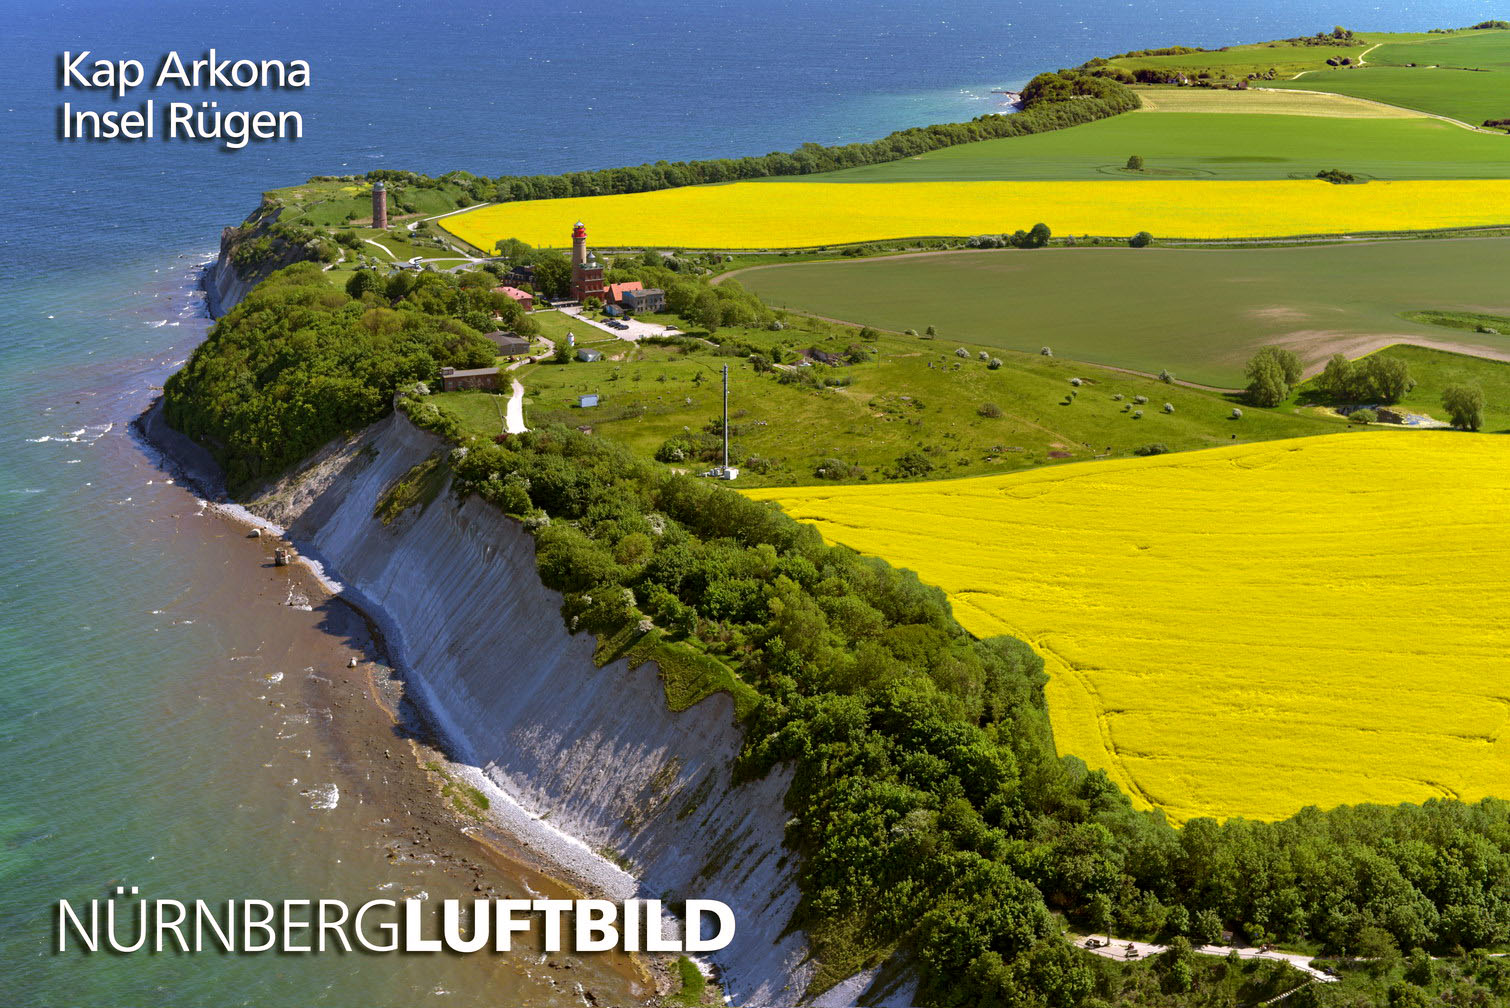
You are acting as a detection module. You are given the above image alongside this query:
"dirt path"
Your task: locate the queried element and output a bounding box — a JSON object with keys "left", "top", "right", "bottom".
{"left": 501, "top": 337, "right": 555, "bottom": 434}
{"left": 1252, "top": 85, "right": 1497, "bottom": 132}
{"left": 1075, "top": 934, "right": 1338, "bottom": 983}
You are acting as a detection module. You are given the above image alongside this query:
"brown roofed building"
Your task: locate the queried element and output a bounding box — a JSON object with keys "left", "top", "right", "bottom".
{"left": 437, "top": 366, "right": 501, "bottom": 392}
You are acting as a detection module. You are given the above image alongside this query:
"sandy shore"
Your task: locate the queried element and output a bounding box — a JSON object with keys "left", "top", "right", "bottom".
{"left": 132, "top": 400, "right": 668, "bottom": 1001}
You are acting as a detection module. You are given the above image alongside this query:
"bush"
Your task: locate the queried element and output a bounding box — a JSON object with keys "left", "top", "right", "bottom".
{"left": 987, "top": 357, "right": 1002, "bottom": 370}
{"left": 1162, "top": 402, "right": 1174, "bottom": 413}
{"left": 1135, "top": 443, "right": 1170, "bottom": 456}
{"left": 955, "top": 347, "right": 970, "bottom": 358}
{"left": 1133, "top": 395, "right": 1149, "bottom": 405}
{"left": 1349, "top": 408, "right": 1378, "bottom": 424}
{"left": 1132, "top": 409, "right": 1144, "bottom": 419}
{"left": 1129, "top": 231, "right": 1153, "bottom": 248}
{"left": 1158, "top": 369, "right": 1175, "bottom": 384}
{"left": 1126, "top": 154, "right": 1144, "bottom": 171}
{"left": 1231, "top": 407, "right": 1243, "bottom": 419}
{"left": 978, "top": 402, "right": 1004, "bottom": 418}
{"left": 1040, "top": 346, "right": 1053, "bottom": 356}
{"left": 1070, "top": 377, "right": 1083, "bottom": 387}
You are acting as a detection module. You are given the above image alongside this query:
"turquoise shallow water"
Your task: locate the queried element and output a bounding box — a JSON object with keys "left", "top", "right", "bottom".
{"left": 0, "top": 0, "right": 1491, "bottom": 1003}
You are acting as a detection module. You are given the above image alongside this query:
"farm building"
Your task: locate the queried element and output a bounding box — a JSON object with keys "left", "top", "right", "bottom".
{"left": 482, "top": 331, "right": 532, "bottom": 356}
{"left": 437, "top": 366, "right": 501, "bottom": 392}
{"left": 492, "top": 285, "right": 534, "bottom": 311}
{"left": 576, "top": 347, "right": 602, "bottom": 362}
{"left": 621, "top": 288, "right": 666, "bottom": 313}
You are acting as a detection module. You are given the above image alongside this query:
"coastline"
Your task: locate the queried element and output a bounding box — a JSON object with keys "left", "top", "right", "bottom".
{"left": 133, "top": 397, "right": 678, "bottom": 996}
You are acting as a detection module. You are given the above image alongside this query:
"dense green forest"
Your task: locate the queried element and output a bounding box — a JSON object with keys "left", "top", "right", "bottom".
{"left": 167, "top": 264, "right": 1510, "bottom": 1007}
{"left": 163, "top": 264, "right": 526, "bottom": 489}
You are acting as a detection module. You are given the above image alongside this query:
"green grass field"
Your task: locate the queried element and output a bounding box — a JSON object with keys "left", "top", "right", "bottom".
{"left": 433, "top": 315, "right": 1342, "bottom": 488}
{"left": 1105, "top": 38, "right": 1376, "bottom": 80}
{"left": 1294, "top": 344, "right": 1510, "bottom": 432}
{"left": 735, "top": 239, "right": 1510, "bottom": 387}
{"left": 781, "top": 105, "right": 1510, "bottom": 181}
{"left": 1272, "top": 29, "right": 1510, "bottom": 125}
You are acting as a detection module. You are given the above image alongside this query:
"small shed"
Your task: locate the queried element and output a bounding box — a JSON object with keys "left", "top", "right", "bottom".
{"left": 576, "top": 347, "right": 602, "bottom": 363}
{"left": 577, "top": 393, "right": 600, "bottom": 408}
{"left": 603, "top": 304, "right": 624, "bottom": 317}
{"left": 437, "top": 366, "right": 501, "bottom": 392}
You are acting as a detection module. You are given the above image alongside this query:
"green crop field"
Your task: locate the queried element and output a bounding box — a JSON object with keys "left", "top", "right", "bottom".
{"left": 1273, "top": 67, "right": 1510, "bottom": 126}
{"left": 1271, "top": 29, "right": 1510, "bottom": 125}
{"left": 1365, "top": 28, "right": 1510, "bottom": 69}
{"left": 736, "top": 239, "right": 1510, "bottom": 387}
{"left": 779, "top": 102, "right": 1510, "bottom": 181}
{"left": 433, "top": 320, "right": 1339, "bottom": 487}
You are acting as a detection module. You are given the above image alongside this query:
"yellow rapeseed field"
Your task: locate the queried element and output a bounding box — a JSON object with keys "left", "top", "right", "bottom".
{"left": 441, "top": 180, "right": 1510, "bottom": 249}
{"left": 746, "top": 433, "right": 1510, "bottom": 824}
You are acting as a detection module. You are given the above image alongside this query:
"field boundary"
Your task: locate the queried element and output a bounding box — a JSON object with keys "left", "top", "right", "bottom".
{"left": 1253, "top": 85, "right": 1497, "bottom": 132}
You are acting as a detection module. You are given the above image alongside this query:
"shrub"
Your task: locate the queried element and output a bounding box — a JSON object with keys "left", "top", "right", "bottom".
{"left": 978, "top": 402, "right": 1004, "bottom": 418}
{"left": 1134, "top": 443, "right": 1170, "bottom": 456}
{"left": 1040, "top": 346, "right": 1053, "bottom": 356}
{"left": 956, "top": 347, "right": 970, "bottom": 358}
{"left": 1349, "top": 408, "right": 1378, "bottom": 424}
{"left": 1132, "top": 409, "right": 1144, "bottom": 419}
{"left": 1133, "top": 395, "right": 1149, "bottom": 405}
{"left": 1158, "top": 369, "right": 1175, "bottom": 384}
{"left": 1070, "top": 377, "right": 1083, "bottom": 387}
{"left": 1162, "top": 402, "right": 1174, "bottom": 413}
{"left": 1129, "top": 231, "right": 1153, "bottom": 248}
{"left": 1231, "top": 407, "right": 1243, "bottom": 419}
{"left": 987, "top": 357, "right": 1002, "bottom": 370}
{"left": 1126, "top": 154, "right": 1144, "bottom": 171}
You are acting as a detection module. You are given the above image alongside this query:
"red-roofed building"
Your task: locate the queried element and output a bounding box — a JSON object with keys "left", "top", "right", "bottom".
{"left": 605, "top": 281, "right": 643, "bottom": 305}
{"left": 493, "top": 285, "right": 535, "bottom": 312}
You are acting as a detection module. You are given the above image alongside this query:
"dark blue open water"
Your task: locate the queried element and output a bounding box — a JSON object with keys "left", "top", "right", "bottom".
{"left": 0, "top": 1, "right": 1493, "bottom": 1003}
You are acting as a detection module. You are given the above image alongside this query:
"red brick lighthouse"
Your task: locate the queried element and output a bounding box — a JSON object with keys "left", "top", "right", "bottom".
{"left": 372, "top": 180, "right": 388, "bottom": 229}
{"left": 569, "top": 221, "right": 605, "bottom": 303}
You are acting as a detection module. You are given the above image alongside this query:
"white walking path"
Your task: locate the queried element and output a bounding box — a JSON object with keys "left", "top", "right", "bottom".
{"left": 1075, "top": 934, "right": 1338, "bottom": 983}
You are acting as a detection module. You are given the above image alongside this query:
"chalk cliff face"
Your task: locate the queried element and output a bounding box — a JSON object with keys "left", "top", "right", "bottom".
{"left": 249, "top": 412, "right": 820, "bottom": 1006}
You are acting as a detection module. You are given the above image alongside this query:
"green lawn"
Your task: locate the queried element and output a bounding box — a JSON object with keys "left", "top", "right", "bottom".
{"left": 436, "top": 316, "right": 1342, "bottom": 487}
{"left": 1271, "top": 29, "right": 1510, "bottom": 125}
{"left": 777, "top": 108, "right": 1510, "bottom": 181}
{"left": 736, "top": 239, "right": 1510, "bottom": 387}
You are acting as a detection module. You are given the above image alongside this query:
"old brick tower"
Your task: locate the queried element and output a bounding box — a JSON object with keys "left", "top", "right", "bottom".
{"left": 569, "top": 221, "right": 605, "bottom": 303}
{"left": 372, "top": 180, "right": 388, "bottom": 229}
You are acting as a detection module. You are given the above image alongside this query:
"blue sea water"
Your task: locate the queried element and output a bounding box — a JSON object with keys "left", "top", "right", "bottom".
{"left": 0, "top": 1, "right": 1496, "bottom": 1004}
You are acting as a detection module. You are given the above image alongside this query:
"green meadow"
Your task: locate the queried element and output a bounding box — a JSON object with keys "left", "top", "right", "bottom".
{"left": 1274, "top": 66, "right": 1510, "bottom": 126}
{"left": 433, "top": 320, "right": 1337, "bottom": 486}
{"left": 736, "top": 239, "right": 1510, "bottom": 387}
{"left": 785, "top": 105, "right": 1510, "bottom": 181}
{"left": 1272, "top": 29, "right": 1510, "bottom": 125}
{"left": 1294, "top": 344, "right": 1510, "bottom": 433}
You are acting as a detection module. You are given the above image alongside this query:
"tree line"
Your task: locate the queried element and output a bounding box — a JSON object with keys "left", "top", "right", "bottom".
{"left": 485, "top": 71, "right": 1137, "bottom": 203}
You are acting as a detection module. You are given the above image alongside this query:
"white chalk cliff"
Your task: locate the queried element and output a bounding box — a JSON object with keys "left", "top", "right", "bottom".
{"left": 248, "top": 411, "right": 838, "bottom": 1006}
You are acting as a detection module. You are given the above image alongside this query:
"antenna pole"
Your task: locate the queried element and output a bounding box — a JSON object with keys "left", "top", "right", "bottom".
{"left": 722, "top": 364, "right": 730, "bottom": 472}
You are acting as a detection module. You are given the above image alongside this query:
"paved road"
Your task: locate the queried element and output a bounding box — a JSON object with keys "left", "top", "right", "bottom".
{"left": 1075, "top": 934, "right": 1338, "bottom": 983}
